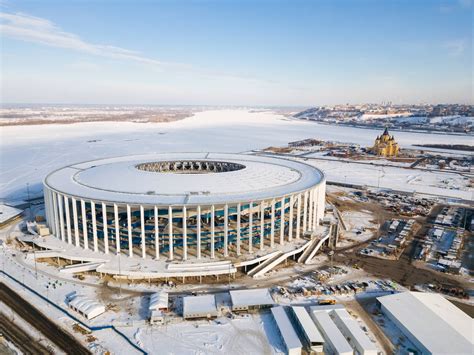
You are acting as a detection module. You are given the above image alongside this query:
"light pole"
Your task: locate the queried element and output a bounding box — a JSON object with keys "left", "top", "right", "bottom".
{"left": 26, "top": 182, "right": 31, "bottom": 221}
{"left": 33, "top": 242, "right": 38, "bottom": 280}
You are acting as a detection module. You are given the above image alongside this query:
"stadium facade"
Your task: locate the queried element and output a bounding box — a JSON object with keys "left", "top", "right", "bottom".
{"left": 43, "top": 153, "right": 325, "bottom": 261}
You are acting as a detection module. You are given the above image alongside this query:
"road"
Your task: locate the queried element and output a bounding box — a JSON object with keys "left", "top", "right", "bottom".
{"left": 0, "top": 282, "right": 91, "bottom": 355}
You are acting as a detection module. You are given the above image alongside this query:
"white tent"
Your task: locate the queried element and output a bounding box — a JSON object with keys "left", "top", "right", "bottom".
{"left": 68, "top": 295, "right": 106, "bottom": 320}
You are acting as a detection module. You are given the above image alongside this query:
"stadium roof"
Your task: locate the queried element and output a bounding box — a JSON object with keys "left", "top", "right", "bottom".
{"left": 377, "top": 291, "right": 472, "bottom": 354}
{"left": 44, "top": 153, "right": 324, "bottom": 206}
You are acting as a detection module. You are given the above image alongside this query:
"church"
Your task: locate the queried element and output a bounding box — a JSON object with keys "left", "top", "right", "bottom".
{"left": 371, "top": 127, "right": 399, "bottom": 157}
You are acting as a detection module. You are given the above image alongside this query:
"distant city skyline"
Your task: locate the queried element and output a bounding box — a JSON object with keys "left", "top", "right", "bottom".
{"left": 1, "top": 0, "right": 472, "bottom": 105}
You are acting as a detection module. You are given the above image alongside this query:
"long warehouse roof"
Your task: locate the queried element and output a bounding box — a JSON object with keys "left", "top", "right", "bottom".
{"left": 44, "top": 153, "right": 324, "bottom": 206}
{"left": 377, "top": 291, "right": 473, "bottom": 354}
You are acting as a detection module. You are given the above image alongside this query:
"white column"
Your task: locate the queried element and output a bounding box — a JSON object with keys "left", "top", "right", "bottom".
{"left": 312, "top": 188, "right": 318, "bottom": 230}
{"left": 140, "top": 205, "right": 145, "bottom": 259}
{"left": 210, "top": 205, "right": 215, "bottom": 259}
{"left": 168, "top": 206, "right": 173, "bottom": 260}
{"left": 45, "top": 190, "right": 52, "bottom": 232}
{"left": 72, "top": 198, "right": 79, "bottom": 246}
{"left": 303, "top": 191, "right": 308, "bottom": 233}
{"left": 224, "top": 204, "right": 229, "bottom": 257}
{"left": 270, "top": 199, "right": 275, "bottom": 248}
{"left": 91, "top": 201, "right": 98, "bottom": 252}
{"left": 236, "top": 203, "right": 241, "bottom": 256}
{"left": 154, "top": 206, "right": 159, "bottom": 259}
{"left": 248, "top": 202, "right": 253, "bottom": 253}
{"left": 289, "top": 195, "right": 294, "bottom": 241}
{"left": 64, "top": 196, "right": 72, "bottom": 244}
{"left": 127, "top": 204, "right": 133, "bottom": 257}
{"left": 308, "top": 189, "right": 314, "bottom": 232}
{"left": 260, "top": 201, "right": 265, "bottom": 250}
{"left": 196, "top": 205, "right": 201, "bottom": 259}
{"left": 279, "top": 197, "right": 285, "bottom": 245}
{"left": 53, "top": 192, "right": 60, "bottom": 238}
{"left": 44, "top": 190, "right": 50, "bottom": 228}
{"left": 317, "top": 181, "right": 326, "bottom": 223}
{"left": 296, "top": 194, "right": 301, "bottom": 239}
{"left": 114, "top": 204, "right": 120, "bottom": 254}
{"left": 102, "top": 203, "right": 109, "bottom": 254}
{"left": 45, "top": 190, "right": 53, "bottom": 234}
{"left": 182, "top": 206, "right": 187, "bottom": 261}
{"left": 57, "top": 194, "right": 65, "bottom": 242}
{"left": 81, "top": 199, "right": 88, "bottom": 249}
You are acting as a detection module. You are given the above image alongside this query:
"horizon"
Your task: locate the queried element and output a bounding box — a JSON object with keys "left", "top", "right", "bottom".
{"left": 1, "top": 0, "right": 472, "bottom": 106}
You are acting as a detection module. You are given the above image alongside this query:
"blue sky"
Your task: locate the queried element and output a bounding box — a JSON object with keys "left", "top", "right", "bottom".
{"left": 1, "top": 0, "right": 472, "bottom": 105}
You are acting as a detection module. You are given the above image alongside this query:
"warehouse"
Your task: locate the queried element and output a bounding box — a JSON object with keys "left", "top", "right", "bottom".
{"left": 271, "top": 306, "right": 302, "bottom": 355}
{"left": 377, "top": 291, "right": 472, "bottom": 354}
{"left": 43, "top": 153, "right": 326, "bottom": 278}
{"left": 229, "top": 288, "right": 274, "bottom": 311}
{"left": 182, "top": 294, "right": 218, "bottom": 319}
{"left": 290, "top": 306, "right": 324, "bottom": 353}
{"left": 311, "top": 309, "right": 353, "bottom": 355}
{"left": 331, "top": 308, "right": 377, "bottom": 355}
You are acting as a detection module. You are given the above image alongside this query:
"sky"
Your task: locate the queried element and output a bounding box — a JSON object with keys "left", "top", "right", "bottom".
{"left": 0, "top": 0, "right": 472, "bottom": 106}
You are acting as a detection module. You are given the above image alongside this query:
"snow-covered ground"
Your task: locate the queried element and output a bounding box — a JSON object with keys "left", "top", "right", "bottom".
{"left": 120, "top": 313, "right": 283, "bottom": 355}
{"left": 303, "top": 159, "right": 471, "bottom": 200}
{"left": 1, "top": 109, "right": 472, "bottom": 201}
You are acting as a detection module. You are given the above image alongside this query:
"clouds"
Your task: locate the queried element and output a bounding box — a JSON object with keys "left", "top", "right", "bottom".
{"left": 0, "top": 12, "right": 164, "bottom": 66}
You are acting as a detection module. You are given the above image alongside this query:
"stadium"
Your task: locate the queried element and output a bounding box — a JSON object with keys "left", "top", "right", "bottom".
{"left": 42, "top": 153, "right": 326, "bottom": 277}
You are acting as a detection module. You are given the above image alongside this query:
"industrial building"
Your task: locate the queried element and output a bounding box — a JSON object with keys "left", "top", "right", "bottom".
{"left": 229, "top": 288, "right": 275, "bottom": 311}
{"left": 311, "top": 309, "right": 353, "bottom": 355}
{"left": 290, "top": 306, "right": 324, "bottom": 353}
{"left": 271, "top": 306, "right": 302, "bottom": 355}
{"left": 377, "top": 291, "right": 472, "bottom": 354}
{"left": 182, "top": 294, "right": 218, "bottom": 319}
{"left": 42, "top": 153, "right": 326, "bottom": 278}
{"left": 331, "top": 309, "right": 378, "bottom": 355}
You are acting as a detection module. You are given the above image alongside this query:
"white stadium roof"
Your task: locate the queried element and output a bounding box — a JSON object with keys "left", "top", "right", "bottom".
{"left": 377, "top": 291, "right": 473, "bottom": 354}
{"left": 44, "top": 153, "right": 324, "bottom": 206}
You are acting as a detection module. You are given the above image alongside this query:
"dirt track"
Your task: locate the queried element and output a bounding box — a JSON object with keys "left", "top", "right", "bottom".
{"left": 0, "top": 282, "right": 90, "bottom": 355}
{"left": 333, "top": 238, "right": 471, "bottom": 290}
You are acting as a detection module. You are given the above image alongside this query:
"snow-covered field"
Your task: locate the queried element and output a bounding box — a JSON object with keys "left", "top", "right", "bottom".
{"left": 121, "top": 313, "right": 283, "bottom": 355}
{"left": 305, "top": 159, "right": 471, "bottom": 200}
{"left": 1, "top": 109, "right": 472, "bottom": 201}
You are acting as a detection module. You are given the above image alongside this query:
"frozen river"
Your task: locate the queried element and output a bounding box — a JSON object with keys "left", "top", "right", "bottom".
{"left": 1, "top": 109, "right": 472, "bottom": 200}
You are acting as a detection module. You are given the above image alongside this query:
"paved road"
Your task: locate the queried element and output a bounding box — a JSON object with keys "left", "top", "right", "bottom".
{"left": 0, "top": 282, "right": 90, "bottom": 355}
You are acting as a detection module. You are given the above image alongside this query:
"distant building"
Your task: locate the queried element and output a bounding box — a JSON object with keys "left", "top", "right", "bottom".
{"left": 371, "top": 127, "right": 399, "bottom": 157}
